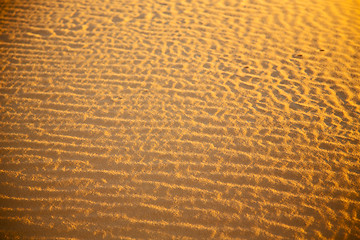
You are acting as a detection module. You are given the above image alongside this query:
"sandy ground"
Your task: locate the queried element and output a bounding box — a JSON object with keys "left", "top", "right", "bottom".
{"left": 1, "top": 0, "right": 360, "bottom": 239}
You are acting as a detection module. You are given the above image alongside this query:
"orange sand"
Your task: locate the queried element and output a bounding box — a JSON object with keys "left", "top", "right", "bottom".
{"left": 0, "top": 0, "right": 360, "bottom": 239}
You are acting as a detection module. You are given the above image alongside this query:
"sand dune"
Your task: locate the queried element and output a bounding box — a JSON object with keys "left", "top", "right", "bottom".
{"left": 1, "top": 0, "right": 360, "bottom": 239}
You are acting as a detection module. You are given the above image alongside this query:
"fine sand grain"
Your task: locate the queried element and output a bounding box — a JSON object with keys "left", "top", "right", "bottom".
{"left": 1, "top": 0, "right": 360, "bottom": 239}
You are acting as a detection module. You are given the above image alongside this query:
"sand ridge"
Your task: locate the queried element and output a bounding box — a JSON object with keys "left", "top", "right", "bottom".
{"left": 0, "top": 0, "right": 360, "bottom": 239}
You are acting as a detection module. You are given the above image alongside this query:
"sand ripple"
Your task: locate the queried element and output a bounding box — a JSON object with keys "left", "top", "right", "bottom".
{"left": 1, "top": 0, "right": 359, "bottom": 239}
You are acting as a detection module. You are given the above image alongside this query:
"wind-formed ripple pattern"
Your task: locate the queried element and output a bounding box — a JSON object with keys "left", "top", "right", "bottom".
{"left": 0, "top": 0, "right": 359, "bottom": 239}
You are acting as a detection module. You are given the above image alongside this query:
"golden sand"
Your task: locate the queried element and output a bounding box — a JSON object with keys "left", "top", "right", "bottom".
{"left": 0, "top": 0, "right": 359, "bottom": 239}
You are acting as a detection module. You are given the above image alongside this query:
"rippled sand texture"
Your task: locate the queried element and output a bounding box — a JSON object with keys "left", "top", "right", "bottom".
{"left": 1, "top": 0, "right": 360, "bottom": 239}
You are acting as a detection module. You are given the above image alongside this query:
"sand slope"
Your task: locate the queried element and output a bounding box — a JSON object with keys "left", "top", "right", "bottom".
{"left": 1, "top": 0, "right": 360, "bottom": 239}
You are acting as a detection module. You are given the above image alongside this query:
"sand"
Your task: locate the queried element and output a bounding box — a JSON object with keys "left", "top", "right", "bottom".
{"left": 0, "top": 0, "right": 359, "bottom": 239}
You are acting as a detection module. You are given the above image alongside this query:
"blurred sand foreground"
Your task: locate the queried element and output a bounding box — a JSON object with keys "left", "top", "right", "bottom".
{"left": 0, "top": 0, "right": 360, "bottom": 239}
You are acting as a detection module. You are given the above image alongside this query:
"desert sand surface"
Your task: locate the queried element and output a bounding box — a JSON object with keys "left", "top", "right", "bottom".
{"left": 1, "top": 0, "right": 360, "bottom": 239}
